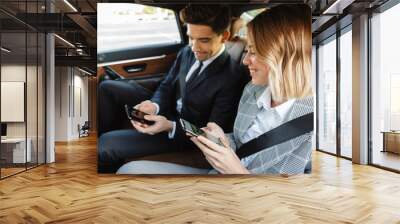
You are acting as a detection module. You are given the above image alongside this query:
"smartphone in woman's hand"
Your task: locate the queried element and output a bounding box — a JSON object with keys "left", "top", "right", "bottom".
{"left": 179, "top": 118, "right": 224, "bottom": 146}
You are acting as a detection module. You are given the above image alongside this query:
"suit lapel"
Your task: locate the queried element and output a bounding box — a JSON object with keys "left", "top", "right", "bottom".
{"left": 179, "top": 60, "right": 195, "bottom": 95}
{"left": 174, "top": 55, "right": 196, "bottom": 98}
{"left": 185, "top": 50, "right": 229, "bottom": 92}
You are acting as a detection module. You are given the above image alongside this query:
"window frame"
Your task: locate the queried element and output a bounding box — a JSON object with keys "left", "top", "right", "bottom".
{"left": 338, "top": 25, "right": 353, "bottom": 159}
{"left": 0, "top": 1, "right": 47, "bottom": 179}
{"left": 97, "top": 4, "right": 185, "bottom": 64}
{"left": 315, "top": 23, "right": 353, "bottom": 161}
{"left": 368, "top": 0, "right": 400, "bottom": 173}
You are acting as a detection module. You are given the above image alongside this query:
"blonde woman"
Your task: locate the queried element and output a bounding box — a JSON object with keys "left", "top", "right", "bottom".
{"left": 117, "top": 5, "right": 314, "bottom": 175}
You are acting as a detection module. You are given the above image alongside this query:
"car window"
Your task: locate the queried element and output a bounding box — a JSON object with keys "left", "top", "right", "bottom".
{"left": 97, "top": 3, "right": 182, "bottom": 54}
{"left": 238, "top": 8, "right": 266, "bottom": 38}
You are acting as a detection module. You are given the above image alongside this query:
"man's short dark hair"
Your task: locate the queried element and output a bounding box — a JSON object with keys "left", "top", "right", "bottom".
{"left": 180, "top": 5, "right": 231, "bottom": 35}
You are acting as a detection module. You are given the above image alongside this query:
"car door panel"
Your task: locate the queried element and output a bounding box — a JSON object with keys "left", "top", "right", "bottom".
{"left": 121, "top": 73, "right": 165, "bottom": 93}
{"left": 107, "top": 53, "right": 176, "bottom": 78}
{"left": 98, "top": 43, "right": 183, "bottom": 92}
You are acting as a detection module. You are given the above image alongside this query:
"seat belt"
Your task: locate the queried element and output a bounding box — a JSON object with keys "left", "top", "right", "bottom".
{"left": 235, "top": 112, "right": 314, "bottom": 159}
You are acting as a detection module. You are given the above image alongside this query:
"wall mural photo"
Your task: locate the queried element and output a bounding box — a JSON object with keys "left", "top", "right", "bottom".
{"left": 97, "top": 3, "right": 313, "bottom": 175}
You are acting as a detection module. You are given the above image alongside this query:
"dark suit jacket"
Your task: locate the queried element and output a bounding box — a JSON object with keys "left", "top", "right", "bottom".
{"left": 151, "top": 46, "right": 247, "bottom": 144}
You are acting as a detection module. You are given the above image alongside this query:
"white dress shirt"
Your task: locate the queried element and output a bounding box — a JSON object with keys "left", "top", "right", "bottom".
{"left": 240, "top": 87, "right": 295, "bottom": 164}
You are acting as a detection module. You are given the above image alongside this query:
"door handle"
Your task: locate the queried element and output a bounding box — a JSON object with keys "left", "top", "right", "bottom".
{"left": 127, "top": 67, "right": 143, "bottom": 73}
{"left": 124, "top": 64, "right": 146, "bottom": 73}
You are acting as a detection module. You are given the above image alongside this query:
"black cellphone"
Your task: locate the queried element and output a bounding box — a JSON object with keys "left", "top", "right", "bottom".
{"left": 179, "top": 118, "right": 224, "bottom": 146}
{"left": 124, "top": 104, "right": 155, "bottom": 125}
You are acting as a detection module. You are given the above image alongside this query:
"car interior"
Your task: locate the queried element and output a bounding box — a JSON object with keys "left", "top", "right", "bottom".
{"left": 96, "top": 3, "right": 268, "bottom": 94}
{"left": 96, "top": 3, "right": 273, "bottom": 168}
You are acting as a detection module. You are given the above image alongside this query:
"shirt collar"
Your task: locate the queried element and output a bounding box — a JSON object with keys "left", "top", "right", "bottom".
{"left": 256, "top": 87, "right": 295, "bottom": 119}
{"left": 197, "top": 44, "right": 225, "bottom": 68}
{"left": 256, "top": 87, "right": 271, "bottom": 109}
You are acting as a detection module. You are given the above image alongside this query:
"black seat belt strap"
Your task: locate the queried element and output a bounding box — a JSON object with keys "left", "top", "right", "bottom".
{"left": 236, "top": 112, "right": 314, "bottom": 159}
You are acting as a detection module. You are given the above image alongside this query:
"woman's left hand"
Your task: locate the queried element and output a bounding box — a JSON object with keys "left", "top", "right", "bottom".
{"left": 191, "top": 134, "right": 250, "bottom": 174}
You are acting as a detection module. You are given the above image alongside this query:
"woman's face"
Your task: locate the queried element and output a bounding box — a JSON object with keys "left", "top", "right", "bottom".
{"left": 242, "top": 44, "right": 269, "bottom": 86}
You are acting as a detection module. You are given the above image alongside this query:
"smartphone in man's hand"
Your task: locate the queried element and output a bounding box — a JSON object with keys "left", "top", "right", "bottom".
{"left": 125, "top": 104, "right": 155, "bottom": 125}
{"left": 179, "top": 118, "right": 224, "bottom": 146}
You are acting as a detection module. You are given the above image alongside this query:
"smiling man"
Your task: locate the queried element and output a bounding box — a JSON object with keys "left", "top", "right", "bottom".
{"left": 98, "top": 5, "right": 248, "bottom": 173}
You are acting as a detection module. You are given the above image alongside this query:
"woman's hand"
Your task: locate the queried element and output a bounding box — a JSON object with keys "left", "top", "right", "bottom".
{"left": 191, "top": 133, "right": 250, "bottom": 174}
{"left": 202, "top": 122, "right": 230, "bottom": 148}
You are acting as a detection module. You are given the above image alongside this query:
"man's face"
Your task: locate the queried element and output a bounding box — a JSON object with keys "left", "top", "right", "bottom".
{"left": 186, "top": 24, "right": 228, "bottom": 61}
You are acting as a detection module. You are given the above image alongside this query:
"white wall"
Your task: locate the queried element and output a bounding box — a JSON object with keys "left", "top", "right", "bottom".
{"left": 54, "top": 67, "right": 89, "bottom": 141}
{"left": 55, "top": 67, "right": 69, "bottom": 141}
{"left": 1, "top": 82, "right": 25, "bottom": 122}
{"left": 1, "top": 64, "right": 36, "bottom": 138}
{"left": 1, "top": 65, "right": 26, "bottom": 131}
{"left": 1, "top": 63, "right": 46, "bottom": 164}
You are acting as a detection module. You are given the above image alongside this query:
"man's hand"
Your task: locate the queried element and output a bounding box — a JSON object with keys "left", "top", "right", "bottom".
{"left": 132, "top": 115, "right": 173, "bottom": 135}
{"left": 134, "top": 100, "right": 157, "bottom": 115}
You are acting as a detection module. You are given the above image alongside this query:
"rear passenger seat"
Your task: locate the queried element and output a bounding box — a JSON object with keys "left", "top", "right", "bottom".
{"left": 226, "top": 16, "right": 250, "bottom": 83}
{"left": 226, "top": 38, "right": 246, "bottom": 64}
{"left": 226, "top": 38, "right": 251, "bottom": 85}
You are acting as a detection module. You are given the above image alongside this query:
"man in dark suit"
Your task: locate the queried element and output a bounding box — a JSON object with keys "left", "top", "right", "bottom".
{"left": 98, "top": 5, "right": 247, "bottom": 173}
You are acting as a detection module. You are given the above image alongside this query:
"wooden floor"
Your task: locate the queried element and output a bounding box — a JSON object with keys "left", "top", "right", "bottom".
{"left": 1, "top": 135, "right": 400, "bottom": 223}
{"left": 1, "top": 163, "right": 45, "bottom": 178}
{"left": 1, "top": 167, "right": 26, "bottom": 178}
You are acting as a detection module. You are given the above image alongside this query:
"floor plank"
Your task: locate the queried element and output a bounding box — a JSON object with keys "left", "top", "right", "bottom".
{"left": 1, "top": 135, "right": 400, "bottom": 223}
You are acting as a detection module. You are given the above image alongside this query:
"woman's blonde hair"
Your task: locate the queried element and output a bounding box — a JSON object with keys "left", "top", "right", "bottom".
{"left": 247, "top": 5, "right": 313, "bottom": 102}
